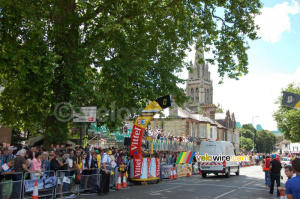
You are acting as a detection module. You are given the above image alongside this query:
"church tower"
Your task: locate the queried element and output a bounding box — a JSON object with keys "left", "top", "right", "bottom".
{"left": 186, "top": 47, "right": 213, "bottom": 112}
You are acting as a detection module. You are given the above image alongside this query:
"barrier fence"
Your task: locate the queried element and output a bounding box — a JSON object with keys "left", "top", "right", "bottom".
{"left": 1, "top": 159, "right": 251, "bottom": 198}
{"left": 0, "top": 168, "right": 126, "bottom": 199}
{"left": 0, "top": 172, "right": 23, "bottom": 199}
{"left": 23, "top": 171, "right": 56, "bottom": 199}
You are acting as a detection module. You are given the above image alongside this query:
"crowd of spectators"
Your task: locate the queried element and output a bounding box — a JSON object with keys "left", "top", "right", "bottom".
{"left": 144, "top": 126, "right": 197, "bottom": 144}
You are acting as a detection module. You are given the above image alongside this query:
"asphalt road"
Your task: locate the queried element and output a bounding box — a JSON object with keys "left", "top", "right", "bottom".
{"left": 74, "top": 165, "right": 287, "bottom": 199}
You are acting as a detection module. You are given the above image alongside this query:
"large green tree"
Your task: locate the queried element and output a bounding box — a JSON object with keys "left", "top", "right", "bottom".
{"left": 255, "top": 130, "right": 277, "bottom": 153}
{"left": 273, "top": 83, "right": 300, "bottom": 142}
{"left": 0, "top": 0, "right": 262, "bottom": 145}
{"left": 240, "top": 137, "right": 253, "bottom": 151}
{"left": 239, "top": 128, "right": 254, "bottom": 139}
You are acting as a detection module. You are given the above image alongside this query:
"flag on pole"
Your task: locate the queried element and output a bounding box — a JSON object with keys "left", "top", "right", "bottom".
{"left": 282, "top": 92, "right": 300, "bottom": 110}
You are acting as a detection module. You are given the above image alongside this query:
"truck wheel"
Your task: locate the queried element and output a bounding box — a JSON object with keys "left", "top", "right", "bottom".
{"left": 202, "top": 173, "right": 207, "bottom": 178}
{"left": 226, "top": 168, "right": 230, "bottom": 178}
{"left": 236, "top": 167, "right": 240, "bottom": 176}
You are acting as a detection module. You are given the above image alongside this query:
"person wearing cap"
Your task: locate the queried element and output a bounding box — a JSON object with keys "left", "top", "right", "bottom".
{"left": 269, "top": 154, "right": 282, "bottom": 197}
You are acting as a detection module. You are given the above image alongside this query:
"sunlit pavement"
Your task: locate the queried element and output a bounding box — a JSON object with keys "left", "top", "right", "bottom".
{"left": 75, "top": 165, "right": 287, "bottom": 199}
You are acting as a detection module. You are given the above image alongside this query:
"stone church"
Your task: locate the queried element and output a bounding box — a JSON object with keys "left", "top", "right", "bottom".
{"left": 186, "top": 49, "right": 213, "bottom": 112}
{"left": 149, "top": 46, "right": 240, "bottom": 152}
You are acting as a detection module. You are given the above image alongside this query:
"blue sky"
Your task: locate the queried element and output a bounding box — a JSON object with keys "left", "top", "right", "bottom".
{"left": 180, "top": 0, "right": 300, "bottom": 131}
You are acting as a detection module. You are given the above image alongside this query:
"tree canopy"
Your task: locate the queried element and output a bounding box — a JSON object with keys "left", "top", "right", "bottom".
{"left": 273, "top": 83, "right": 300, "bottom": 142}
{"left": 255, "top": 130, "right": 277, "bottom": 153}
{"left": 239, "top": 128, "right": 254, "bottom": 139}
{"left": 240, "top": 137, "right": 253, "bottom": 151}
{"left": 0, "top": 0, "right": 262, "bottom": 144}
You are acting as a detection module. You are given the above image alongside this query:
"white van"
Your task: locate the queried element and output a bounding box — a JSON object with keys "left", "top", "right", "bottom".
{"left": 198, "top": 140, "right": 239, "bottom": 178}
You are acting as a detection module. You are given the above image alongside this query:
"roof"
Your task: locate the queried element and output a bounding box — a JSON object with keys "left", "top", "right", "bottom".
{"left": 215, "top": 121, "right": 226, "bottom": 129}
{"left": 215, "top": 113, "right": 226, "bottom": 120}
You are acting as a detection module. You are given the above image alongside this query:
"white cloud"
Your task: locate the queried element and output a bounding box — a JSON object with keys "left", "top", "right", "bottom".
{"left": 255, "top": 0, "right": 300, "bottom": 43}
{"left": 212, "top": 66, "right": 300, "bottom": 131}
{"left": 179, "top": 48, "right": 300, "bottom": 131}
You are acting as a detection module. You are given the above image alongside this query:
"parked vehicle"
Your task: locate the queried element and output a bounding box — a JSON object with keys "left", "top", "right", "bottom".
{"left": 280, "top": 157, "right": 290, "bottom": 166}
{"left": 198, "top": 140, "right": 239, "bottom": 178}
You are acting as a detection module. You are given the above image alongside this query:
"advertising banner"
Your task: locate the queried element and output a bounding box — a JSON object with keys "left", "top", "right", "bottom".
{"left": 147, "top": 158, "right": 151, "bottom": 178}
{"left": 133, "top": 158, "right": 143, "bottom": 178}
{"left": 161, "top": 164, "right": 173, "bottom": 179}
{"left": 130, "top": 95, "right": 172, "bottom": 158}
{"left": 140, "top": 158, "right": 148, "bottom": 179}
{"left": 176, "top": 164, "right": 188, "bottom": 177}
{"left": 149, "top": 158, "right": 157, "bottom": 178}
{"left": 155, "top": 158, "right": 160, "bottom": 178}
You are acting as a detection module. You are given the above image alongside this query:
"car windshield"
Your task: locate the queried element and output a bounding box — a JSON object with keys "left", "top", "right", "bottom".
{"left": 281, "top": 157, "right": 289, "bottom": 161}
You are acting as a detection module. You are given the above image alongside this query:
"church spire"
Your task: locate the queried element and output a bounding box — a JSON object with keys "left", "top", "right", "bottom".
{"left": 185, "top": 43, "right": 213, "bottom": 112}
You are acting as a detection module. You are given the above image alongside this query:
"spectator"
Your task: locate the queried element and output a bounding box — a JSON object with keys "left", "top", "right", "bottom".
{"left": 263, "top": 154, "right": 271, "bottom": 187}
{"left": 25, "top": 150, "right": 33, "bottom": 170}
{"left": 73, "top": 149, "right": 82, "bottom": 170}
{"left": 269, "top": 154, "right": 282, "bottom": 197}
{"left": 117, "top": 153, "right": 125, "bottom": 167}
{"left": 0, "top": 149, "right": 4, "bottom": 165}
{"left": 14, "top": 149, "right": 31, "bottom": 177}
{"left": 41, "top": 153, "right": 50, "bottom": 176}
{"left": 30, "top": 152, "right": 43, "bottom": 180}
{"left": 285, "top": 158, "right": 300, "bottom": 199}
{"left": 2, "top": 159, "right": 15, "bottom": 199}
{"left": 50, "top": 151, "right": 62, "bottom": 172}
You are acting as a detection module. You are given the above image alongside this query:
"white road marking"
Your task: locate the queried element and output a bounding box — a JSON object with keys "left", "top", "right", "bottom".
{"left": 214, "top": 189, "right": 237, "bottom": 199}
{"left": 165, "top": 182, "right": 266, "bottom": 191}
{"left": 242, "top": 181, "right": 254, "bottom": 187}
{"left": 149, "top": 186, "right": 182, "bottom": 194}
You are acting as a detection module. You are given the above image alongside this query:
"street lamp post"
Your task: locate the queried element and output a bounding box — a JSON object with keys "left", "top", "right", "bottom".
{"left": 252, "top": 116, "right": 259, "bottom": 152}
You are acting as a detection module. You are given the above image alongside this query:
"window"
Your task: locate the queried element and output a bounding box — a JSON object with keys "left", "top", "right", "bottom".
{"left": 200, "top": 126, "right": 206, "bottom": 138}
{"left": 194, "top": 123, "right": 198, "bottom": 137}
{"left": 228, "top": 133, "right": 232, "bottom": 142}
{"left": 190, "top": 122, "right": 193, "bottom": 137}
{"left": 210, "top": 127, "right": 213, "bottom": 139}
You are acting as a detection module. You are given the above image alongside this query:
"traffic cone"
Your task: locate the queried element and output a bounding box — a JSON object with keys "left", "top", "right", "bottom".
{"left": 116, "top": 174, "right": 122, "bottom": 190}
{"left": 173, "top": 167, "right": 178, "bottom": 179}
{"left": 199, "top": 170, "right": 202, "bottom": 175}
{"left": 169, "top": 168, "right": 174, "bottom": 179}
{"left": 122, "top": 173, "right": 128, "bottom": 188}
{"left": 242, "top": 161, "right": 245, "bottom": 167}
{"left": 32, "top": 180, "right": 39, "bottom": 199}
{"left": 187, "top": 168, "right": 190, "bottom": 177}
{"left": 280, "top": 190, "right": 285, "bottom": 199}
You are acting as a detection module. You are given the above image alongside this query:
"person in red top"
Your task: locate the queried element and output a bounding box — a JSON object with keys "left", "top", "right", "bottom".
{"left": 263, "top": 155, "right": 271, "bottom": 187}
{"left": 276, "top": 154, "right": 281, "bottom": 163}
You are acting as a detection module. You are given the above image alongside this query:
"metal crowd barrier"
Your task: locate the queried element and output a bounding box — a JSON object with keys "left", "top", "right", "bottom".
{"left": 79, "top": 169, "right": 100, "bottom": 194}
{"left": 0, "top": 172, "right": 23, "bottom": 199}
{"left": 22, "top": 170, "right": 56, "bottom": 199}
{"left": 55, "top": 169, "right": 78, "bottom": 198}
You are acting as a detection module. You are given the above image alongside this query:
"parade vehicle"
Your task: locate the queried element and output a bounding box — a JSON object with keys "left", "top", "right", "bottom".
{"left": 198, "top": 140, "right": 240, "bottom": 178}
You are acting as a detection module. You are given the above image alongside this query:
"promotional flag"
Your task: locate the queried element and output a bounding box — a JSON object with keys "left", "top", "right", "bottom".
{"left": 130, "top": 95, "right": 172, "bottom": 158}
{"left": 282, "top": 92, "right": 300, "bottom": 110}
